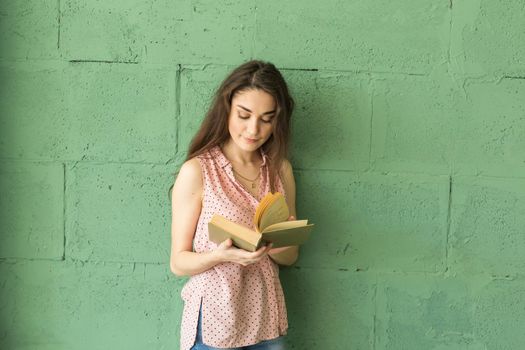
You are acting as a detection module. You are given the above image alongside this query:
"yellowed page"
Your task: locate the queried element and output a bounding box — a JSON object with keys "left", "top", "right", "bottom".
{"left": 254, "top": 193, "right": 274, "bottom": 228}
{"left": 258, "top": 193, "right": 289, "bottom": 232}
{"left": 262, "top": 219, "right": 309, "bottom": 232}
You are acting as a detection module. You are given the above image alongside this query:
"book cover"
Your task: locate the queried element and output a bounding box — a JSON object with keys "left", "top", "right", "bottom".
{"left": 208, "top": 192, "right": 314, "bottom": 252}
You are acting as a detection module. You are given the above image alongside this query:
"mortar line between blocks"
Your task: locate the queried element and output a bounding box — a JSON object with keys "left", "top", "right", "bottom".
{"left": 445, "top": 175, "right": 453, "bottom": 272}
{"left": 368, "top": 80, "right": 374, "bottom": 170}
{"left": 447, "top": 0, "right": 453, "bottom": 70}
{"left": 57, "top": 0, "right": 61, "bottom": 50}
{"left": 69, "top": 59, "right": 139, "bottom": 64}
{"left": 151, "top": 62, "right": 432, "bottom": 76}
{"left": 62, "top": 162, "right": 66, "bottom": 260}
{"left": 372, "top": 274, "right": 378, "bottom": 350}
{"left": 252, "top": 0, "right": 257, "bottom": 58}
{"left": 503, "top": 75, "right": 525, "bottom": 80}
{"left": 175, "top": 64, "right": 182, "bottom": 155}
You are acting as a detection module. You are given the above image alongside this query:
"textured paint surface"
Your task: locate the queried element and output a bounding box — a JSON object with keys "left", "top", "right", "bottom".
{"left": 295, "top": 171, "right": 450, "bottom": 272}
{"left": 285, "top": 71, "right": 371, "bottom": 170}
{"left": 60, "top": 0, "right": 255, "bottom": 64}
{"left": 0, "top": 61, "right": 177, "bottom": 162}
{"left": 0, "top": 260, "right": 185, "bottom": 349}
{"left": 66, "top": 162, "right": 174, "bottom": 263}
{"left": 0, "top": 161, "right": 64, "bottom": 259}
{"left": 256, "top": 0, "right": 450, "bottom": 73}
{"left": 449, "top": 177, "right": 525, "bottom": 275}
{"left": 1, "top": 0, "right": 524, "bottom": 349}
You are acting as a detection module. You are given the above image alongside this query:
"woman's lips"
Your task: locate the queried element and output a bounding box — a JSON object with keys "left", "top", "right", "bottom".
{"left": 244, "top": 137, "right": 258, "bottom": 144}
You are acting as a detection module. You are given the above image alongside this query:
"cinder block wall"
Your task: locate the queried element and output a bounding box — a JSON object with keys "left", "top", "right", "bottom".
{"left": 1, "top": 1, "right": 524, "bottom": 349}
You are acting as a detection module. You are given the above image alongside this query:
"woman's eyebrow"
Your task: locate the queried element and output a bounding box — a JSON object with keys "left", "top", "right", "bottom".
{"left": 237, "top": 104, "right": 276, "bottom": 116}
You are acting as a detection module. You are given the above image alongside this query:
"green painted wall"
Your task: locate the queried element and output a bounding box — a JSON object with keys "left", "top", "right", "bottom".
{"left": 1, "top": 1, "right": 524, "bottom": 349}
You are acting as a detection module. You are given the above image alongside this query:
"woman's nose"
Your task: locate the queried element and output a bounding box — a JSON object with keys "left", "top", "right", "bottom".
{"left": 247, "top": 119, "right": 259, "bottom": 136}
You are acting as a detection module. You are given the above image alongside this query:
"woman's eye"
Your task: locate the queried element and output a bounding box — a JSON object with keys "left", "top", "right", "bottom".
{"left": 261, "top": 118, "right": 272, "bottom": 123}
{"left": 238, "top": 114, "right": 250, "bottom": 119}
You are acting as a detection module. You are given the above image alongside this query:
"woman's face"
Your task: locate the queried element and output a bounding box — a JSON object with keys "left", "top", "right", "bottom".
{"left": 227, "top": 89, "right": 276, "bottom": 153}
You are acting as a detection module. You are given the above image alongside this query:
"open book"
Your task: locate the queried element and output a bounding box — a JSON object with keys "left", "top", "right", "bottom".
{"left": 208, "top": 192, "right": 314, "bottom": 252}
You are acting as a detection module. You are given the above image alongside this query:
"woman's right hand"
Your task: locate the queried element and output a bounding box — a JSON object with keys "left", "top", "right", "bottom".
{"left": 213, "top": 239, "right": 273, "bottom": 266}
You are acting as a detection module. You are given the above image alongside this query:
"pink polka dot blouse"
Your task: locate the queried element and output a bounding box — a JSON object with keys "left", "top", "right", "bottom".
{"left": 179, "top": 145, "right": 288, "bottom": 350}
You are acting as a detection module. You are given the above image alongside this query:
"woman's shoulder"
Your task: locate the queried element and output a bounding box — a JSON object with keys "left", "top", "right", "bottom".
{"left": 280, "top": 158, "right": 293, "bottom": 177}
{"left": 278, "top": 158, "right": 295, "bottom": 189}
{"left": 170, "top": 157, "right": 204, "bottom": 206}
{"left": 176, "top": 158, "right": 203, "bottom": 187}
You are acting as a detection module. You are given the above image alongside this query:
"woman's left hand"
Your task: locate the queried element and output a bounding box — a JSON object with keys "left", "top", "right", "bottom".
{"left": 267, "top": 215, "right": 296, "bottom": 256}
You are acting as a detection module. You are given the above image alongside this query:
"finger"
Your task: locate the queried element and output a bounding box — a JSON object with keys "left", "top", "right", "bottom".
{"left": 288, "top": 215, "right": 295, "bottom": 221}
{"left": 263, "top": 242, "right": 273, "bottom": 252}
{"left": 249, "top": 246, "right": 269, "bottom": 258}
{"left": 255, "top": 244, "right": 268, "bottom": 254}
{"left": 219, "top": 238, "right": 233, "bottom": 249}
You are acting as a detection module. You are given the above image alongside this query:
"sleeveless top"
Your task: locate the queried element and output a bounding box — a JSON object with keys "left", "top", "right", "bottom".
{"left": 179, "top": 146, "right": 288, "bottom": 350}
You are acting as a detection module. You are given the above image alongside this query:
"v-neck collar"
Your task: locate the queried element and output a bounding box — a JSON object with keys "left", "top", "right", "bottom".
{"left": 210, "top": 145, "right": 268, "bottom": 170}
{"left": 210, "top": 145, "right": 268, "bottom": 202}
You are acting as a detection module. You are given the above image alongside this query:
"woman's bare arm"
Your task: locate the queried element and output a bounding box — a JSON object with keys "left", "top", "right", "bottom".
{"left": 170, "top": 158, "right": 272, "bottom": 277}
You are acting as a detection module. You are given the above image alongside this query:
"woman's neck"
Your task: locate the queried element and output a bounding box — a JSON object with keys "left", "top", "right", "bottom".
{"left": 221, "top": 139, "right": 261, "bottom": 166}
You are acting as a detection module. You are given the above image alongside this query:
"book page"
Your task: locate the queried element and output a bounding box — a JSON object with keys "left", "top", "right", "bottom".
{"left": 262, "top": 220, "right": 309, "bottom": 232}
{"left": 254, "top": 193, "right": 273, "bottom": 228}
{"left": 258, "top": 193, "right": 289, "bottom": 232}
{"left": 254, "top": 192, "right": 274, "bottom": 229}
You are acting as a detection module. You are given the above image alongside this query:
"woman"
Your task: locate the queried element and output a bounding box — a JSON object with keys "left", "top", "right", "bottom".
{"left": 170, "top": 60, "right": 299, "bottom": 350}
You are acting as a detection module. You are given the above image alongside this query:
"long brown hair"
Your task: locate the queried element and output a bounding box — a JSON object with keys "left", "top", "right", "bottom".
{"left": 185, "top": 60, "right": 294, "bottom": 193}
